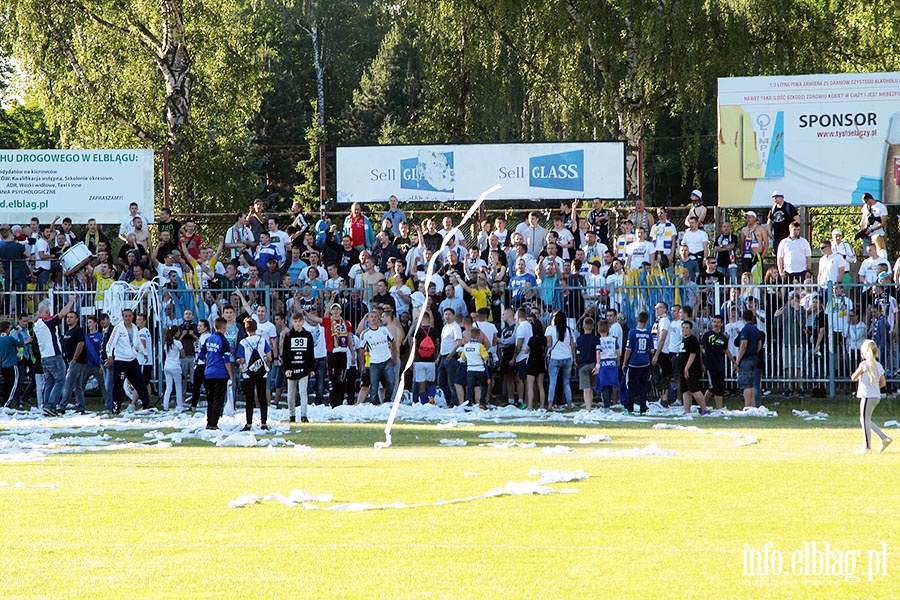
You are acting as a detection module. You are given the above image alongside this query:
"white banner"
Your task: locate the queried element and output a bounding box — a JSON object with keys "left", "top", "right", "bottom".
{"left": 336, "top": 142, "right": 625, "bottom": 203}
{"left": 0, "top": 149, "right": 155, "bottom": 224}
{"left": 718, "top": 72, "right": 900, "bottom": 207}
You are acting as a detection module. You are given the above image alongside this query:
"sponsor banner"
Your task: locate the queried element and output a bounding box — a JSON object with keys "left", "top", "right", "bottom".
{"left": 0, "top": 149, "right": 155, "bottom": 224}
{"left": 718, "top": 72, "right": 900, "bottom": 207}
{"left": 336, "top": 142, "right": 625, "bottom": 203}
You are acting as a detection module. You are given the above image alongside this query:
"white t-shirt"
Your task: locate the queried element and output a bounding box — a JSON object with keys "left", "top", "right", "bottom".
{"left": 472, "top": 321, "right": 498, "bottom": 358}
{"left": 777, "top": 236, "right": 812, "bottom": 273}
{"left": 859, "top": 257, "right": 890, "bottom": 285}
{"left": 817, "top": 252, "right": 847, "bottom": 284}
{"left": 359, "top": 326, "right": 393, "bottom": 364}
{"left": 303, "top": 322, "right": 328, "bottom": 359}
{"left": 652, "top": 316, "right": 671, "bottom": 351}
{"left": 682, "top": 229, "right": 708, "bottom": 255}
{"left": 856, "top": 361, "right": 884, "bottom": 399}
{"left": 546, "top": 327, "right": 574, "bottom": 360}
{"left": 515, "top": 320, "right": 532, "bottom": 362}
{"left": 34, "top": 238, "right": 51, "bottom": 271}
{"left": 439, "top": 322, "right": 463, "bottom": 356}
{"left": 138, "top": 327, "right": 152, "bottom": 366}
{"left": 268, "top": 230, "right": 291, "bottom": 260}
{"left": 667, "top": 319, "right": 683, "bottom": 354}
{"left": 626, "top": 241, "right": 655, "bottom": 267}
{"left": 164, "top": 339, "right": 183, "bottom": 370}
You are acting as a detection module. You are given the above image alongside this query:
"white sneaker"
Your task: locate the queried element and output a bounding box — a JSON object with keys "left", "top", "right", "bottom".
{"left": 855, "top": 447, "right": 871, "bottom": 455}
{"left": 880, "top": 438, "right": 892, "bottom": 453}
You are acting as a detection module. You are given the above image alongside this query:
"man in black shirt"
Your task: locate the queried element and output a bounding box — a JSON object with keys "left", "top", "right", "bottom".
{"left": 714, "top": 221, "right": 739, "bottom": 284}
{"left": 371, "top": 280, "right": 396, "bottom": 312}
{"left": 701, "top": 315, "right": 734, "bottom": 410}
{"left": 766, "top": 190, "right": 800, "bottom": 252}
{"left": 59, "top": 312, "right": 88, "bottom": 414}
{"left": 678, "top": 320, "right": 707, "bottom": 415}
{"left": 156, "top": 208, "right": 182, "bottom": 241}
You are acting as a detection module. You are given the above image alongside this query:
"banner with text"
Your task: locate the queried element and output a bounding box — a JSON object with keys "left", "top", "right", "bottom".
{"left": 718, "top": 72, "right": 900, "bottom": 207}
{"left": 0, "top": 149, "right": 155, "bottom": 224}
{"left": 336, "top": 142, "right": 625, "bottom": 203}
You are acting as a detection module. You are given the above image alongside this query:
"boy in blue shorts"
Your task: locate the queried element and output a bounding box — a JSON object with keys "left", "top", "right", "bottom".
{"left": 592, "top": 319, "right": 620, "bottom": 409}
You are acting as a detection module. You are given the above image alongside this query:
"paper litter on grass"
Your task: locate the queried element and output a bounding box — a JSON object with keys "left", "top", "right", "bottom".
{"left": 478, "top": 431, "right": 517, "bottom": 439}
{"left": 653, "top": 423, "right": 759, "bottom": 446}
{"left": 885, "top": 420, "right": 900, "bottom": 428}
{"left": 792, "top": 409, "right": 829, "bottom": 421}
{"left": 589, "top": 443, "right": 675, "bottom": 457}
{"left": 229, "top": 470, "right": 589, "bottom": 511}
{"left": 541, "top": 445, "right": 576, "bottom": 455}
{"left": 578, "top": 434, "right": 612, "bottom": 444}
{"left": 478, "top": 440, "right": 537, "bottom": 449}
{"left": 439, "top": 438, "right": 467, "bottom": 446}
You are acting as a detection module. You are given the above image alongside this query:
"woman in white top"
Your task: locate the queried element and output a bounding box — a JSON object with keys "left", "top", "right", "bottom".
{"left": 545, "top": 310, "right": 577, "bottom": 410}
{"left": 162, "top": 326, "right": 185, "bottom": 411}
{"left": 850, "top": 340, "right": 892, "bottom": 454}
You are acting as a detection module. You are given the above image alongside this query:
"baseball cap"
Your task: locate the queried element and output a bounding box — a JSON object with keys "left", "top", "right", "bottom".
{"left": 690, "top": 189, "right": 702, "bottom": 200}
{"left": 771, "top": 190, "right": 784, "bottom": 198}
{"left": 744, "top": 210, "right": 757, "bottom": 218}
{"left": 589, "top": 259, "right": 602, "bottom": 267}
{"left": 328, "top": 302, "right": 342, "bottom": 311}
{"left": 832, "top": 228, "right": 843, "bottom": 236}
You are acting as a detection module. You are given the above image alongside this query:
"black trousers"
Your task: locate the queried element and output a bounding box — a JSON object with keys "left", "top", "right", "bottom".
{"left": 1, "top": 365, "right": 19, "bottom": 407}
{"left": 191, "top": 363, "right": 206, "bottom": 408}
{"left": 327, "top": 352, "right": 349, "bottom": 408}
{"left": 243, "top": 375, "right": 268, "bottom": 425}
{"left": 113, "top": 359, "right": 151, "bottom": 412}
{"left": 206, "top": 378, "right": 228, "bottom": 428}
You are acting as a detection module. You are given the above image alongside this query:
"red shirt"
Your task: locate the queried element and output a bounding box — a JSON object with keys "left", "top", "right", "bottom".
{"left": 180, "top": 234, "right": 202, "bottom": 260}
{"left": 322, "top": 316, "right": 353, "bottom": 352}
{"left": 348, "top": 215, "right": 366, "bottom": 248}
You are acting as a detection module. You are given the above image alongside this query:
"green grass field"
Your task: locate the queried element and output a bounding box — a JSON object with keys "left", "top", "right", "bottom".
{"left": 2, "top": 399, "right": 898, "bottom": 599}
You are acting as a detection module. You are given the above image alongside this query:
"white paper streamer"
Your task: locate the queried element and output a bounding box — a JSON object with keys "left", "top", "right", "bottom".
{"left": 376, "top": 184, "right": 502, "bottom": 450}
{"left": 229, "top": 469, "right": 588, "bottom": 511}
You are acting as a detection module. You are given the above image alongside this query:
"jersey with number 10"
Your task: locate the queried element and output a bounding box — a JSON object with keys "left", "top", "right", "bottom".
{"left": 626, "top": 326, "right": 654, "bottom": 368}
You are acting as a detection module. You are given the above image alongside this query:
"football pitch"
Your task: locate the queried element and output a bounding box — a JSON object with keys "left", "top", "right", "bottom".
{"left": 1, "top": 399, "right": 898, "bottom": 599}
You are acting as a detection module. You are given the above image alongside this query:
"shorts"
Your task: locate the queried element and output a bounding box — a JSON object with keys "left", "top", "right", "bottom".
{"left": 454, "top": 362, "right": 468, "bottom": 386}
{"left": 499, "top": 347, "right": 516, "bottom": 375}
{"left": 526, "top": 354, "right": 547, "bottom": 377}
{"left": 597, "top": 364, "right": 618, "bottom": 388}
{"left": 737, "top": 356, "right": 758, "bottom": 389}
{"left": 680, "top": 371, "right": 702, "bottom": 394}
{"left": 657, "top": 352, "right": 673, "bottom": 379}
{"left": 360, "top": 369, "right": 371, "bottom": 388}
{"left": 516, "top": 360, "right": 528, "bottom": 381}
{"left": 707, "top": 370, "right": 725, "bottom": 396}
{"left": 413, "top": 362, "right": 436, "bottom": 383}
{"left": 578, "top": 363, "right": 596, "bottom": 389}
{"left": 267, "top": 365, "right": 283, "bottom": 391}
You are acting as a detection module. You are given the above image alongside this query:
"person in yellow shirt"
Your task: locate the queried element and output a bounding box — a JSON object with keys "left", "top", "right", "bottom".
{"left": 459, "top": 327, "right": 490, "bottom": 409}
{"left": 93, "top": 263, "right": 116, "bottom": 304}
{"left": 460, "top": 275, "right": 492, "bottom": 313}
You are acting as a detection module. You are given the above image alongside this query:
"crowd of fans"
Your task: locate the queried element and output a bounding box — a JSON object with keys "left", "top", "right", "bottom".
{"left": 0, "top": 188, "right": 895, "bottom": 427}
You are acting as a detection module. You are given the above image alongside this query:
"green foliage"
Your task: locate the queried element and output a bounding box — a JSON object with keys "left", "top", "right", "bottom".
{"left": 0, "top": 101, "right": 58, "bottom": 149}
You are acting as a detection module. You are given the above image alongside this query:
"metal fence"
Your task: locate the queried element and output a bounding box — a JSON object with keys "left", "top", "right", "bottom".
{"left": 14, "top": 276, "right": 899, "bottom": 400}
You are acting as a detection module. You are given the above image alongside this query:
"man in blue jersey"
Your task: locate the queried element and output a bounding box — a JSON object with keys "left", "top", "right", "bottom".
{"left": 201, "top": 317, "right": 233, "bottom": 430}
{"left": 621, "top": 311, "right": 654, "bottom": 415}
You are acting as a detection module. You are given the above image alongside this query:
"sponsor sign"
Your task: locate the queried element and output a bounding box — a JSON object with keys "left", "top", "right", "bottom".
{"left": 718, "top": 72, "right": 900, "bottom": 206}
{"left": 0, "top": 149, "right": 155, "bottom": 223}
{"left": 336, "top": 142, "right": 624, "bottom": 203}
